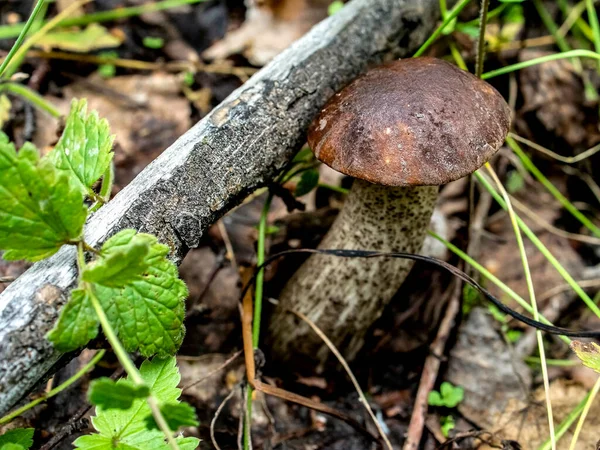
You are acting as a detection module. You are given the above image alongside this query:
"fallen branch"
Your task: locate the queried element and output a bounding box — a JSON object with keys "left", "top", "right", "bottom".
{"left": 0, "top": 0, "right": 445, "bottom": 415}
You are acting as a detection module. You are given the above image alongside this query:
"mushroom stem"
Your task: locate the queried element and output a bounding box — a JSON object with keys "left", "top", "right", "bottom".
{"left": 268, "top": 179, "right": 438, "bottom": 368}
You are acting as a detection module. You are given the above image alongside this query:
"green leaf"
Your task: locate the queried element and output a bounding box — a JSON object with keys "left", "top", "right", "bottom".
{"left": 94, "top": 237, "right": 188, "bottom": 357}
{"left": 1, "top": 444, "right": 26, "bottom": 450}
{"left": 455, "top": 23, "right": 480, "bottom": 37}
{"left": 428, "top": 382, "right": 463, "bottom": 408}
{"left": 83, "top": 230, "right": 154, "bottom": 287}
{"left": 0, "top": 428, "right": 34, "bottom": 450}
{"left": 0, "top": 135, "right": 87, "bottom": 261}
{"left": 36, "top": 24, "right": 123, "bottom": 53}
{"left": 292, "top": 147, "right": 314, "bottom": 163}
{"left": 440, "top": 415, "right": 455, "bottom": 438}
{"left": 98, "top": 51, "right": 118, "bottom": 79}
{"left": 74, "top": 357, "right": 199, "bottom": 450}
{"left": 183, "top": 72, "right": 194, "bottom": 87}
{"left": 142, "top": 37, "right": 164, "bottom": 49}
{"left": 506, "top": 329, "right": 523, "bottom": 343}
{"left": 427, "top": 391, "right": 443, "bottom": 406}
{"left": 145, "top": 403, "right": 199, "bottom": 430}
{"left": 47, "top": 288, "right": 99, "bottom": 352}
{"left": 571, "top": 341, "right": 600, "bottom": 373}
{"left": 328, "top": 0, "right": 344, "bottom": 15}
{"left": 295, "top": 169, "right": 319, "bottom": 197}
{"left": 440, "top": 382, "right": 464, "bottom": 408}
{"left": 0, "top": 94, "right": 11, "bottom": 128}
{"left": 506, "top": 170, "right": 525, "bottom": 194}
{"left": 89, "top": 378, "right": 150, "bottom": 410}
{"left": 48, "top": 99, "right": 114, "bottom": 196}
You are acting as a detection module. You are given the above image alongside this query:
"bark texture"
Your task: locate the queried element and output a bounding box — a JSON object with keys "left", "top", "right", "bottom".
{"left": 0, "top": 0, "right": 444, "bottom": 414}
{"left": 268, "top": 180, "right": 438, "bottom": 369}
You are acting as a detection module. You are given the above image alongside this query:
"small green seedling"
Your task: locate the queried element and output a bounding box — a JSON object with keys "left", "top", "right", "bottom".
{"left": 428, "top": 382, "right": 464, "bottom": 408}
{"left": 440, "top": 415, "right": 456, "bottom": 438}
{"left": 143, "top": 36, "right": 165, "bottom": 49}
{"left": 328, "top": 1, "right": 344, "bottom": 15}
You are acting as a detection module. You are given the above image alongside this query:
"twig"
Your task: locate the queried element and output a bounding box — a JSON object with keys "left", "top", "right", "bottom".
{"left": 210, "top": 385, "right": 238, "bottom": 450}
{"left": 402, "top": 280, "right": 462, "bottom": 450}
{"left": 217, "top": 220, "right": 239, "bottom": 273}
{"left": 287, "top": 308, "right": 394, "bottom": 450}
{"left": 239, "top": 270, "right": 380, "bottom": 445}
{"left": 183, "top": 351, "right": 242, "bottom": 392}
{"left": 39, "top": 418, "right": 89, "bottom": 450}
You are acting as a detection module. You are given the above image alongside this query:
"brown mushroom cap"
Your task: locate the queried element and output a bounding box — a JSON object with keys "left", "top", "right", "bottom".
{"left": 307, "top": 57, "right": 511, "bottom": 186}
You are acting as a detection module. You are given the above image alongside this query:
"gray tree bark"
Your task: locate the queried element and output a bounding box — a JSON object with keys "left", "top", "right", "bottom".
{"left": 0, "top": 0, "right": 444, "bottom": 415}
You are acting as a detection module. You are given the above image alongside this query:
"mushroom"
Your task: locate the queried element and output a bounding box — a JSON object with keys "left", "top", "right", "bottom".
{"left": 267, "top": 57, "right": 511, "bottom": 369}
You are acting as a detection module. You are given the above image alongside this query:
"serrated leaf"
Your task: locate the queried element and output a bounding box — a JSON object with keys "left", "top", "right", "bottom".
{"left": 36, "top": 24, "right": 123, "bottom": 53}
{"left": 145, "top": 403, "right": 199, "bottom": 430}
{"left": 0, "top": 135, "right": 87, "bottom": 261}
{"left": 94, "top": 239, "right": 188, "bottom": 357}
{"left": 47, "top": 288, "right": 99, "bottom": 352}
{"left": 48, "top": 99, "right": 114, "bottom": 196}
{"left": 83, "top": 230, "right": 154, "bottom": 287}
{"left": 571, "top": 341, "right": 600, "bottom": 373}
{"left": 295, "top": 169, "right": 319, "bottom": 197}
{"left": 89, "top": 378, "right": 150, "bottom": 410}
{"left": 0, "top": 428, "right": 34, "bottom": 450}
{"left": 74, "top": 358, "right": 199, "bottom": 450}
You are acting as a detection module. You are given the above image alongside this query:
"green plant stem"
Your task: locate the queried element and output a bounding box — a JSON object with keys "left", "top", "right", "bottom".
{"left": 0, "top": 349, "right": 105, "bottom": 425}
{"left": 506, "top": 136, "right": 600, "bottom": 238}
{"left": 533, "top": 0, "right": 573, "bottom": 53}
{"left": 525, "top": 357, "right": 578, "bottom": 367}
{"left": 252, "top": 193, "right": 273, "bottom": 348}
{"left": 557, "top": 0, "right": 594, "bottom": 41}
{"left": 79, "top": 242, "right": 180, "bottom": 450}
{"left": 0, "top": 0, "right": 206, "bottom": 40}
{"left": 87, "top": 286, "right": 180, "bottom": 450}
{"left": 568, "top": 375, "right": 600, "bottom": 450}
{"left": 448, "top": 41, "right": 468, "bottom": 70}
{"left": 509, "top": 132, "right": 600, "bottom": 164}
{"left": 3, "top": 0, "right": 90, "bottom": 78}
{"left": 532, "top": 0, "right": 597, "bottom": 101}
{"left": 485, "top": 164, "right": 556, "bottom": 450}
{"left": 482, "top": 49, "right": 600, "bottom": 80}
{"left": 475, "top": 171, "right": 600, "bottom": 319}
{"left": 475, "top": 0, "right": 490, "bottom": 78}
{"left": 428, "top": 231, "right": 571, "bottom": 345}
{"left": 317, "top": 183, "right": 349, "bottom": 195}
{"left": 244, "top": 192, "right": 274, "bottom": 450}
{"left": 538, "top": 391, "right": 590, "bottom": 450}
{"left": 461, "top": 3, "right": 506, "bottom": 28}
{"left": 413, "top": 0, "right": 472, "bottom": 57}
{"left": 0, "top": 82, "right": 60, "bottom": 117}
{"left": 0, "top": 0, "right": 45, "bottom": 77}
{"left": 90, "top": 162, "right": 115, "bottom": 212}
{"left": 100, "top": 161, "right": 114, "bottom": 202}
{"left": 585, "top": 0, "right": 600, "bottom": 71}
{"left": 243, "top": 388, "right": 253, "bottom": 450}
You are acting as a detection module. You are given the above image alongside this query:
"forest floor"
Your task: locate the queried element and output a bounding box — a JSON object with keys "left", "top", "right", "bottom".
{"left": 1, "top": 0, "right": 600, "bottom": 449}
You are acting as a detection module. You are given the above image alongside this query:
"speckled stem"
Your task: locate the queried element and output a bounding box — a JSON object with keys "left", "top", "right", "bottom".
{"left": 268, "top": 179, "right": 438, "bottom": 369}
